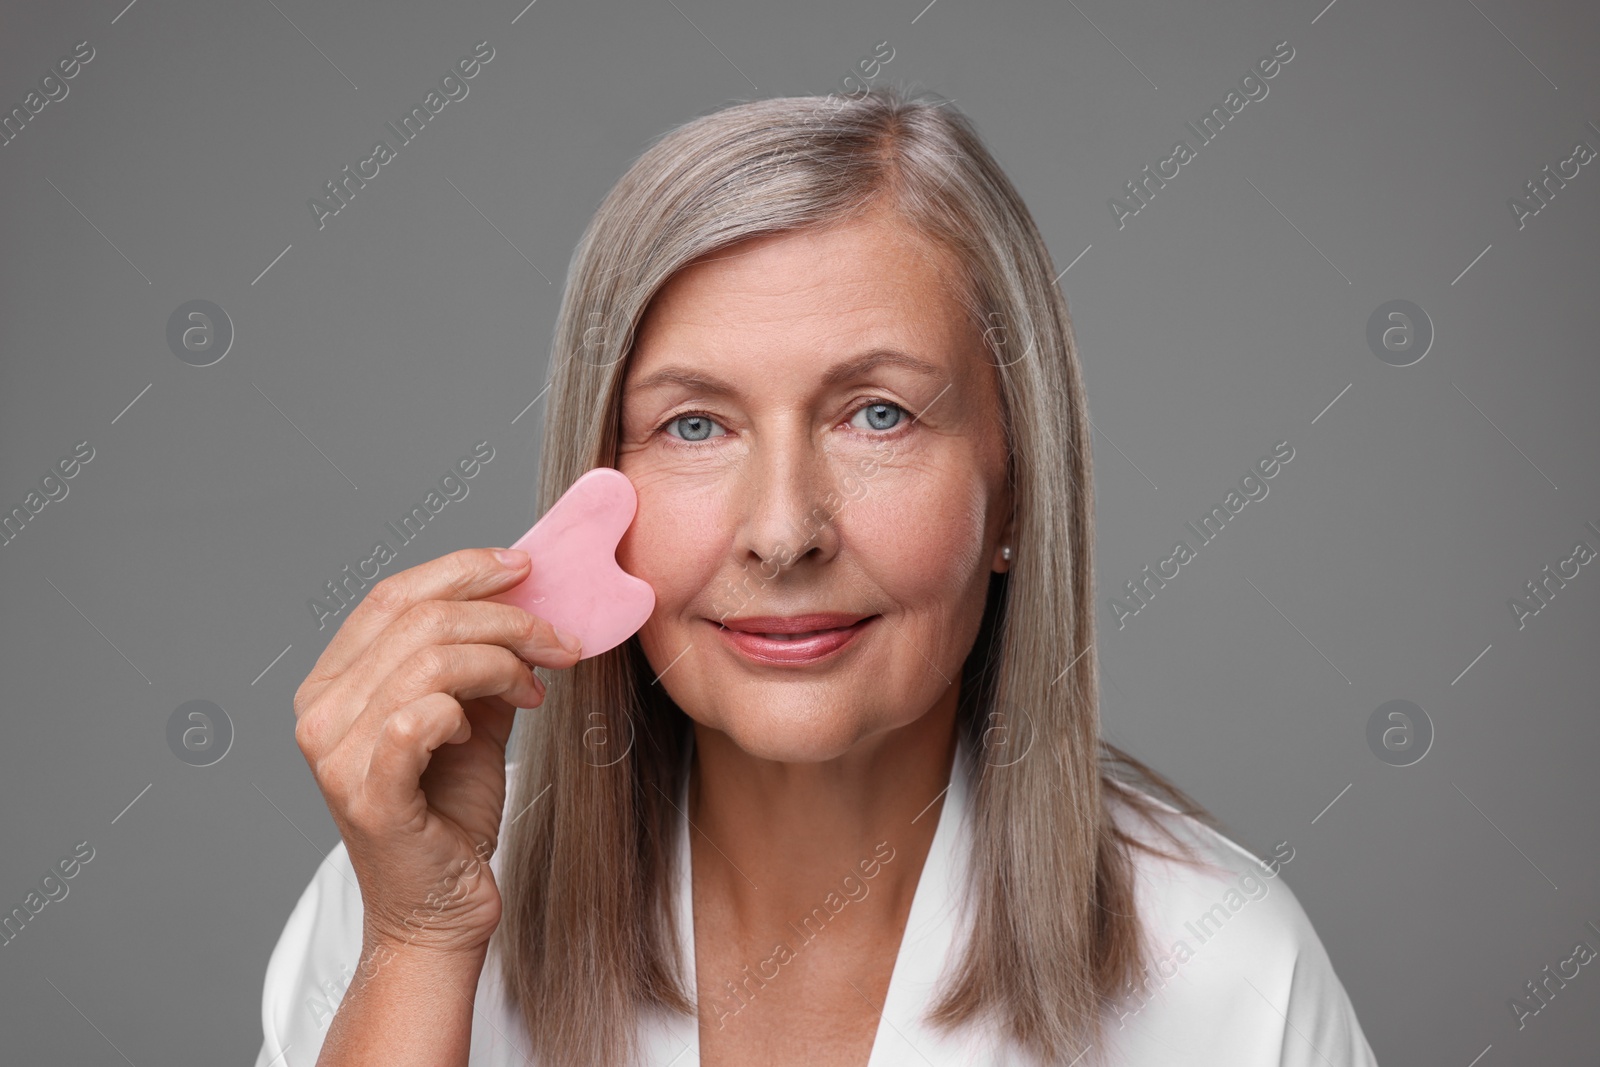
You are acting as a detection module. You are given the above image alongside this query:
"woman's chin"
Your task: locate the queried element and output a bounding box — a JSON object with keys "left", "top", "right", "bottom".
{"left": 693, "top": 708, "right": 877, "bottom": 764}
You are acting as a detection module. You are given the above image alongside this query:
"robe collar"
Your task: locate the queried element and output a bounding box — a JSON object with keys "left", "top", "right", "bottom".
{"left": 655, "top": 729, "right": 990, "bottom": 1065}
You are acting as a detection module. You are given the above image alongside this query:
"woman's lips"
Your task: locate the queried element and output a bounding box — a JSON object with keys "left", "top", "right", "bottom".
{"left": 711, "top": 616, "right": 877, "bottom": 665}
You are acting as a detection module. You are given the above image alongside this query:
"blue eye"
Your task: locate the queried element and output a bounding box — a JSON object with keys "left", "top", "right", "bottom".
{"left": 665, "top": 413, "right": 725, "bottom": 442}
{"left": 851, "top": 401, "right": 905, "bottom": 432}
{"left": 656, "top": 399, "right": 908, "bottom": 446}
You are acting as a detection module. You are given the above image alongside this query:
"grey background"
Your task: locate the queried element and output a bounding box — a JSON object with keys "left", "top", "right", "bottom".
{"left": 2, "top": 0, "right": 1596, "bottom": 1063}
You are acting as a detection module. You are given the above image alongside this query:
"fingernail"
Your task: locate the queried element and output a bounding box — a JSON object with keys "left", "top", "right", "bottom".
{"left": 554, "top": 628, "right": 583, "bottom": 655}
{"left": 494, "top": 549, "right": 529, "bottom": 568}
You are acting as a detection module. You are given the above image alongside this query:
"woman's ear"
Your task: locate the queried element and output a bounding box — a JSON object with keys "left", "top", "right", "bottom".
{"left": 992, "top": 517, "right": 1016, "bottom": 574}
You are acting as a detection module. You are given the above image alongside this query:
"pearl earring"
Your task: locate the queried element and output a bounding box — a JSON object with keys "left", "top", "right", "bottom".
{"left": 1000, "top": 545, "right": 1014, "bottom": 562}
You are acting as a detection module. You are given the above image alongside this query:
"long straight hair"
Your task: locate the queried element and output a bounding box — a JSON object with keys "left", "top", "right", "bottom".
{"left": 495, "top": 86, "right": 1219, "bottom": 1066}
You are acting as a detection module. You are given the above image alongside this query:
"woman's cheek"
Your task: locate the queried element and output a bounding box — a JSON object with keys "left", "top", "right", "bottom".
{"left": 617, "top": 472, "right": 730, "bottom": 602}
{"left": 849, "top": 466, "right": 989, "bottom": 591}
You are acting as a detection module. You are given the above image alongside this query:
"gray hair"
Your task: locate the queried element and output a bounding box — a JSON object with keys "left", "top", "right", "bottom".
{"left": 495, "top": 85, "right": 1213, "bottom": 1067}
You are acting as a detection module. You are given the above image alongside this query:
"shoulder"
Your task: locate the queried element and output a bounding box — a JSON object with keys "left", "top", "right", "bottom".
{"left": 253, "top": 832, "right": 365, "bottom": 1066}
{"left": 1095, "top": 787, "right": 1381, "bottom": 1066}
{"left": 1103, "top": 785, "right": 1306, "bottom": 959}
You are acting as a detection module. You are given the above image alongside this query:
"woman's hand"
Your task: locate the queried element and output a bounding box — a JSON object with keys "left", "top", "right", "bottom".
{"left": 292, "top": 547, "right": 583, "bottom": 961}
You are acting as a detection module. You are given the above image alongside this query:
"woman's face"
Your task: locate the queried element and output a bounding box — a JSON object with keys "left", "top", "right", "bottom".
{"left": 615, "top": 209, "right": 1014, "bottom": 763}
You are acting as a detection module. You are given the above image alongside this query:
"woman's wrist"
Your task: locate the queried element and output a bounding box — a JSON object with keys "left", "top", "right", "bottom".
{"left": 357, "top": 926, "right": 493, "bottom": 984}
{"left": 318, "top": 935, "right": 490, "bottom": 1067}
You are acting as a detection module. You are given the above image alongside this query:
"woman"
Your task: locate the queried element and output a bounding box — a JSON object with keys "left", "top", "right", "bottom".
{"left": 256, "top": 87, "right": 1379, "bottom": 1066}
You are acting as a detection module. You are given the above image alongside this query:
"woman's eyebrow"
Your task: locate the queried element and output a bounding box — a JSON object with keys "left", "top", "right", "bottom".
{"left": 625, "top": 348, "right": 948, "bottom": 399}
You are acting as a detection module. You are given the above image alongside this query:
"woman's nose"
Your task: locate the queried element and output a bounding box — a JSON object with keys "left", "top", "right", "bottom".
{"left": 732, "top": 434, "right": 843, "bottom": 576}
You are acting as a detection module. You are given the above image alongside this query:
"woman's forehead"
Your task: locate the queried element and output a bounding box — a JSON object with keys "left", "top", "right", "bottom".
{"left": 625, "top": 217, "right": 978, "bottom": 381}
{"left": 658, "top": 212, "right": 959, "bottom": 305}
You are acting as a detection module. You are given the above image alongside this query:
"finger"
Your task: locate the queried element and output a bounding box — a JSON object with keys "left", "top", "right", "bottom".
{"left": 454, "top": 695, "right": 520, "bottom": 757}
{"left": 303, "top": 547, "right": 532, "bottom": 694}
{"left": 307, "top": 599, "right": 572, "bottom": 747}
{"left": 336, "top": 643, "right": 545, "bottom": 761}
{"left": 352, "top": 599, "right": 580, "bottom": 705}
{"left": 422, "top": 698, "right": 520, "bottom": 796}
{"left": 436, "top": 695, "right": 520, "bottom": 753}
{"left": 361, "top": 691, "right": 475, "bottom": 817}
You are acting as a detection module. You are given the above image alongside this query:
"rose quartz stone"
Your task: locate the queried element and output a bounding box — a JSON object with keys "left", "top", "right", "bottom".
{"left": 487, "top": 467, "right": 655, "bottom": 658}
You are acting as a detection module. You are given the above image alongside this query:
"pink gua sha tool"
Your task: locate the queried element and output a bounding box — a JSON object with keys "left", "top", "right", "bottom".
{"left": 486, "top": 467, "right": 655, "bottom": 659}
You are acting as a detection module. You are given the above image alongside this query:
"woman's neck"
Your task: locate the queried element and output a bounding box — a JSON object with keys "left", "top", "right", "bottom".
{"left": 685, "top": 688, "right": 961, "bottom": 945}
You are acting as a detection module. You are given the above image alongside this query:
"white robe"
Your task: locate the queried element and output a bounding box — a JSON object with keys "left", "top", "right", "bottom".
{"left": 254, "top": 734, "right": 1379, "bottom": 1065}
